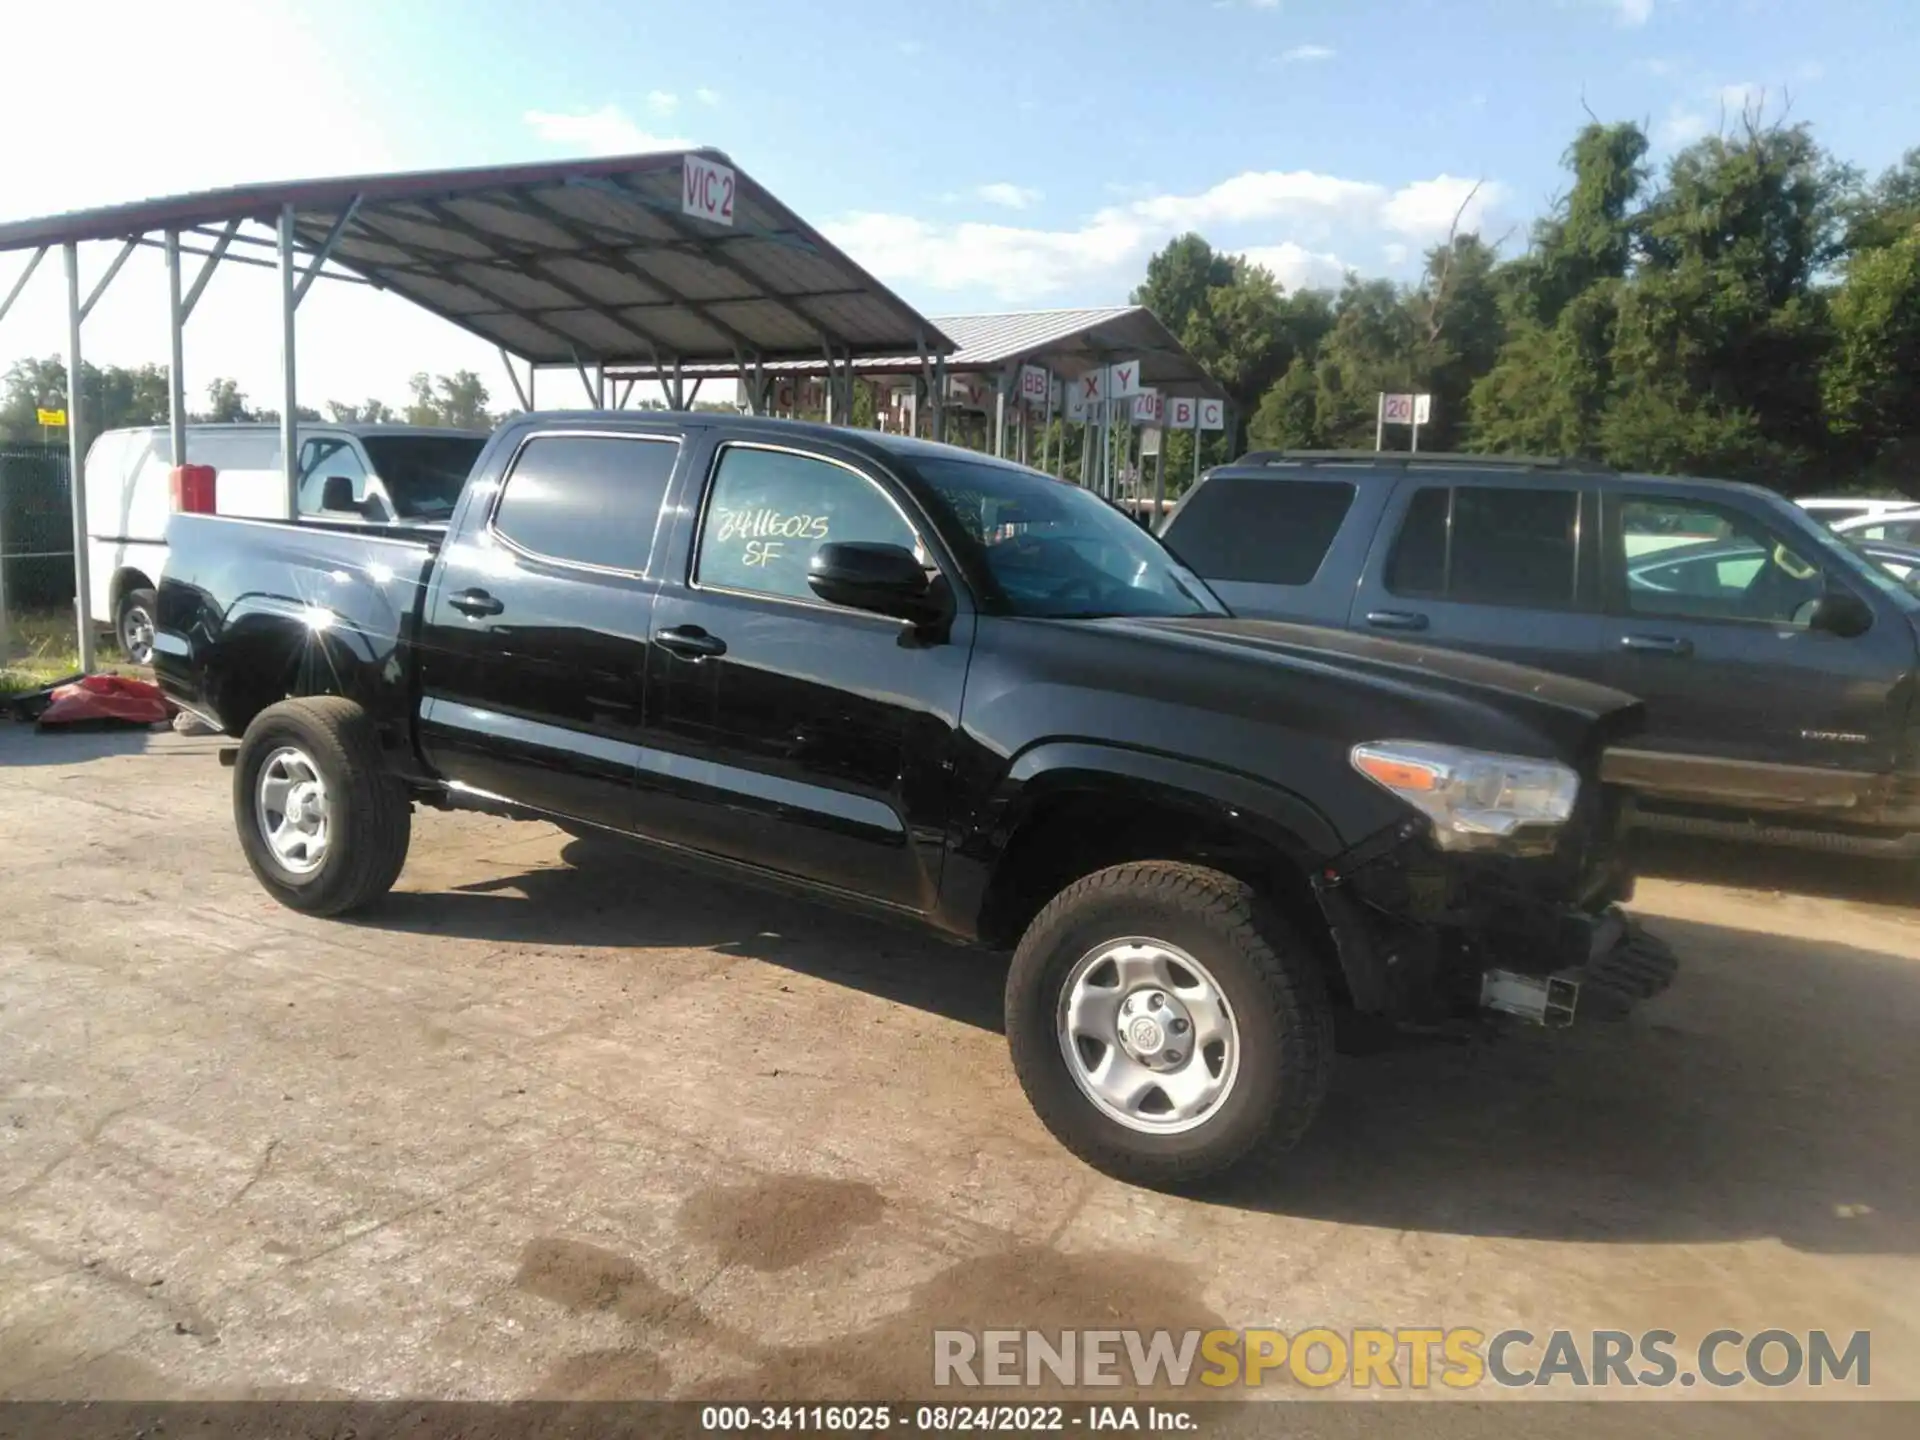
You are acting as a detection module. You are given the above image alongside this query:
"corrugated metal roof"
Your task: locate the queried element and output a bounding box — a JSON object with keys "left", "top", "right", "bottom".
{"left": 0, "top": 150, "right": 955, "bottom": 368}
{"left": 608, "top": 305, "right": 1224, "bottom": 398}
{"left": 933, "top": 307, "right": 1139, "bottom": 366}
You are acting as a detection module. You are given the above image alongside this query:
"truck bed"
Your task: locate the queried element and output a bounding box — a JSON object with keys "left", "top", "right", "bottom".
{"left": 152, "top": 512, "right": 439, "bottom": 747}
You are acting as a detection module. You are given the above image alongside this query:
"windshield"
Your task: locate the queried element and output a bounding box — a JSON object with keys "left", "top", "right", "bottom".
{"left": 910, "top": 455, "right": 1225, "bottom": 619}
{"left": 362, "top": 435, "right": 487, "bottom": 520}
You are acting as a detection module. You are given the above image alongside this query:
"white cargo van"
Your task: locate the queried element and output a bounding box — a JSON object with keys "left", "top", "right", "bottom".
{"left": 86, "top": 423, "right": 486, "bottom": 661}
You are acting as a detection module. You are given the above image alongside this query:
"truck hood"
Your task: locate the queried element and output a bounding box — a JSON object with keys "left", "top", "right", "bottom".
{"left": 1109, "top": 615, "right": 1645, "bottom": 764}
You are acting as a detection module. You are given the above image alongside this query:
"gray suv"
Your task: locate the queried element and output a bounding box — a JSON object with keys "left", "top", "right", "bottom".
{"left": 1159, "top": 451, "right": 1920, "bottom": 857}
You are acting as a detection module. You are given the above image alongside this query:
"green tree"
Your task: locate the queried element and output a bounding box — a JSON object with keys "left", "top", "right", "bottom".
{"left": 1822, "top": 226, "right": 1920, "bottom": 490}
{"left": 201, "top": 377, "right": 255, "bottom": 422}
{"left": 405, "top": 370, "right": 493, "bottom": 429}
{"left": 1470, "top": 122, "right": 1651, "bottom": 457}
{"left": 326, "top": 398, "right": 397, "bottom": 424}
{"left": 1606, "top": 115, "right": 1848, "bottom": 486}
{"left": 0, "top": 357, "right": 171, "bottom": 441}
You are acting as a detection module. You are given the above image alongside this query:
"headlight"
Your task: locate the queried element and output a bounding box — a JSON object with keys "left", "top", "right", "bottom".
{"left": 1351, "top": 740, "right": 1580, "bottom": 852}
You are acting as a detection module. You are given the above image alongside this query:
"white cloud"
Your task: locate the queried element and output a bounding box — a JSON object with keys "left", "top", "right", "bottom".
{"left": 1279, "top": 44, "right": 1335, "bottom": 64}
{"left": 522, "top": 106, "right": 689, "bottom": 155}
{"left": 1383, "top": 242, "right": 1411, "bottom": 266}
{"left": 1130, "top": 169, "right": 1387, "bottom": 231}
{"left": 695, "top": 87, "right": 722, "bottom": 106}
{"left": 1658, "top": 104, "right": 1711, "bottom": 146}
{"left": 1610, "top": 0, "right": 1654, "bottom": 25}
{"left": 1237, "top": 243, "right": 1350, "bottom": 291}
{"left": 1656, "top": 81, "right": 1775, "bottom": 148}
{"left": 977, "top": 183, "right": 1043, "bottom": 210}
{"left": 1380, "top": 175, "right": 1503, "bottom": 239}
{"left": 825, "top": 168, "right": 1506, "bottom": 304}
{"left": 647, "top": 90, "right": 679, "bottom": 116}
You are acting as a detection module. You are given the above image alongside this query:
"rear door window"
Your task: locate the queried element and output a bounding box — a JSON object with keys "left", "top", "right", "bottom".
{"left": 490, "top": 433, "right": 679, "bottom": 573}
{"left": 1385, "top": 484, "right": 1581, "bottom": 608}
{"left": 1163, "top": 476, "right": 1356, "bottom": 584}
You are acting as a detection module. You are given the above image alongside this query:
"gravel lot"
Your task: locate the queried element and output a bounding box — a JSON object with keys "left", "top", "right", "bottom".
{"left": 2, "top": 724, "right": 1916, "bottom": 1427}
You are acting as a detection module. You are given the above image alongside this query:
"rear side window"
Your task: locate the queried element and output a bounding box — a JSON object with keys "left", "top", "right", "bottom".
{"left": 1386, "top": 484, "right": 1581, "bottom": 608}
{"left": 1164, "top": 476, "right": 1356, "bottom": 585}
{"left": 491, "top": 434, "right": 678, "bottom": 572}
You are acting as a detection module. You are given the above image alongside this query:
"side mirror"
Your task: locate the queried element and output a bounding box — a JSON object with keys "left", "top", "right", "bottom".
{"left": 807, "top": 541, "right": 948, "bottom": 625}
{"left": 320, "top": 475, "right": 361, "bottom": 514}
{"left": 1808, "top": 586, "right": 1874, "bottom": 638}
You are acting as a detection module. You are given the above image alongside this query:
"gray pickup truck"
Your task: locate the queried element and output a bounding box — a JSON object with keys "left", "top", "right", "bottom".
{"left": 1159, "top": 451, "right": 1920, "bottom": 858}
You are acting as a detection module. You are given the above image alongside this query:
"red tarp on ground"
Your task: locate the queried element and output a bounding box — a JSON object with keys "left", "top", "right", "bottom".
{"left": 34, "top": 674, "right": 174, "bottom": 729}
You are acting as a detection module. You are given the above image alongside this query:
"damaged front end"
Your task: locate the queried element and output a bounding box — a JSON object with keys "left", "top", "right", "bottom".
{"left": 1312, "top": 746, "right": 1676, "bottom": 1030}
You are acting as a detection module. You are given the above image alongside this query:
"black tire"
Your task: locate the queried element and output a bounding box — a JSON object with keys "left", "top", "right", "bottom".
{"left": 233, "top": 697, "right": 412, "bottom": 916}
{"left": 116, "top": 585, "right": 158, "bottom": 666}
{"left": 1005, "top": 861, "right": 1335, "bottom": 1189}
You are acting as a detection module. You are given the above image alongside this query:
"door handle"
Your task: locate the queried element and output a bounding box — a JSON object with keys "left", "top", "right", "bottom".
{"left": 654, "top": 624, "right": 727, "bottom": 659}
{"left": 448, "top": 587, "right": 504, "bottom": 617}
{"left": 1364, "top": 609, "right": 1429, "bottom": 632}
{"left": 1620, "top": 633, "right": 1693, "bottom": 656}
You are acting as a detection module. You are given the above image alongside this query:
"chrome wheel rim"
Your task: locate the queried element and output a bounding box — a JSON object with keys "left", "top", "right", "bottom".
{"left": 1057, "top": 937, "right": 1240, "bottom": 1135}
{"left": 257, "top": 746, "right": 330, "bottom": 875}
{"left": 122, "top": 605, "right": 154, "bottom": 665}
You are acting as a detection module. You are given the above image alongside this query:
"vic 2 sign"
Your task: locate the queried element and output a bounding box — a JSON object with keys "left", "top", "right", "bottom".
{"left": 683, "top": 155, "right": 736, "bottom": 226}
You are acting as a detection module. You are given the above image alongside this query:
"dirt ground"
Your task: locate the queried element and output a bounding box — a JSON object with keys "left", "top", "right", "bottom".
{"left": 1, "top": 725, "right": 1917, "bottom": 1426}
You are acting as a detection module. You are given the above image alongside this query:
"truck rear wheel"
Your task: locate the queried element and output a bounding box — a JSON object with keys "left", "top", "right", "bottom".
{"left": 116, "top": 586, "right": 157, "bottom": 666}
{"left": 233, "top": 697, "right": 412, "bottom": 916}
{"left": 1005, "top": 861, "right": 1334, "bottom": 1188}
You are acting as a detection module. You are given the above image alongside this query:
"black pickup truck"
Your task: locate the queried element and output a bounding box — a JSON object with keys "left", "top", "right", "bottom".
{"left": 1161, "top": 451, "right": 1920, "bottom": 857}
{"left": 152, "top": 414, "right": 1672, "bottom": 1186}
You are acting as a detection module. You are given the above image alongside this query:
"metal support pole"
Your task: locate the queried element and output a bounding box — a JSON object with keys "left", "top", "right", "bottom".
{"left": 1374, "top": 392, "right": 1385, "bottom": 452}
{"left": 63, "top": 243, "right": 95, "bottom": 674}
{"left": 993, "top": 378, "right": 1006, "bottom": 459}
{"left": 1193, "top": 418, "right": 1203, "bottom": 490}
{"left": 0, "top": 246, "right": 47, "bottom": 326}
{"left": 933, "top": 358, "right": 948, "bottom": 443}
{"left": 0, "top": 471, "right": 11, "bottom": 662}
{"left": 165, "top": 232, "right": 188, "bottom": 468}
{"left": 1410, "top": 415, "right": 1421, "bottom": 453}
{"left": 499, "top": 348, "right": 532, "bottom": 411}
{"left": 1153, "top": 435, "right": 1166, "bottom": 528}
{"left": 277, "top": 206, "right": 300, "bottom": 520}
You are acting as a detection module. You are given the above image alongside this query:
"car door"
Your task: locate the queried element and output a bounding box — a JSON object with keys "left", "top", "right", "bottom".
{"left": 1156, "top": 471, "right": 1382, "bottom": 625}
{"left": 1347, "top": 474, "right": 1610, "bottom": 681}
{"left": 640, "top": 434, "right": 972, "bottom": 914}
{"left": 416, "top": 427, "right": 682, "bottom": 830}
{"left": 1599, "top": 490, "right": 1915, "bottom": 787}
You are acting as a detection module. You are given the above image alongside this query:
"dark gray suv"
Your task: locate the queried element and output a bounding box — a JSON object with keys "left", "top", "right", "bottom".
{"left": 1160, "top": 451, "right": 1920, "bottom": 858}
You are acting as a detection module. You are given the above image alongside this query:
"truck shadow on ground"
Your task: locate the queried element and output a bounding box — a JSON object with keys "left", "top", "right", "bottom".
{"left": 1630, "top": 829, "right": 1920, "bottom": 907}
{"left": 358, "top": 833, "right": 1920, "bottom": 1257}
{"left": 0, "top": 724, "right": 159, "bottom": 767}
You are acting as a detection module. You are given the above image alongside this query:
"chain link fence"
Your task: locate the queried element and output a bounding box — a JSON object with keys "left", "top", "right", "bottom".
{"left": 1, "top": 444, "right": 77, "bottom": 660}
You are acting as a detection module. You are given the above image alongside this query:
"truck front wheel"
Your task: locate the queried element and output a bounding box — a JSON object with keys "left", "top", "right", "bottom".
{"left": 1005, "top": 861, "right": 1334, "bottom": 1188}
{"left": 233, "top": 697, "right": 412, "bottom": 916}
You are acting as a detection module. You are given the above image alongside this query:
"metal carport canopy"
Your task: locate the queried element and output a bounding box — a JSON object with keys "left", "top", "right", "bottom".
{"left": 609, "top": 305, "right": 1228, "bottom": 398}
{"left": 0, "top": 147, "right": 956, "bottom": 369}
{"left": 0, "top": 147, "right": 955, "bottom": 673}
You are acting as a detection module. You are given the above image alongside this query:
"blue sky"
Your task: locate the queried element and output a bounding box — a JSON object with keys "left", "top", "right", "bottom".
{"left": 0, "top": 0, "right": 1912, "bottom": 408}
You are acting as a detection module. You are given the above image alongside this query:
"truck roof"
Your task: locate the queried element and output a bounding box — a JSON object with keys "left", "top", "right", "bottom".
{"left": 1205, "top": 449, "right": 1785, "bottom": 505}
{"left": 98, "top": 422, "right": 488, "bottom": 440}
{"left": 502, "top": 410, "right": 1037, "bottom": 472}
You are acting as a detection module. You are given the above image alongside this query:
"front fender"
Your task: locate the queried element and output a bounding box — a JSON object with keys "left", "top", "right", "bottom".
{"left": 938, "top": 738, "right": 1347, "bottom": 939}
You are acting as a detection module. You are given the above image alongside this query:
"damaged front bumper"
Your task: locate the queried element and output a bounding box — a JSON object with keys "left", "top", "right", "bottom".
{"left": 1311, "top": 810, "right": 1677, "bottom": 1028}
